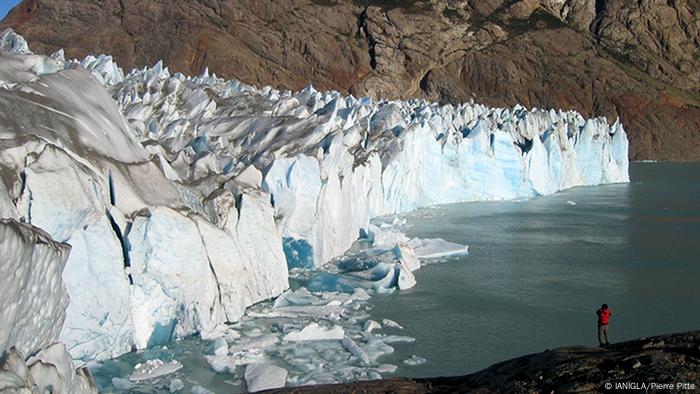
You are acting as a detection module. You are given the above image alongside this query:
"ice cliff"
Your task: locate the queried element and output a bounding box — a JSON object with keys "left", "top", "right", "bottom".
{"left": 0, "top": 28, "right": 629, "bottom": 368}
{"left": 105, "top": 59, "right": 628, "bottom": 267}
{"left": 0, "top": 33, "right": 288, "bottom": 367}
{"left": 0, "top": 219, "right": 97, "bottom": 393}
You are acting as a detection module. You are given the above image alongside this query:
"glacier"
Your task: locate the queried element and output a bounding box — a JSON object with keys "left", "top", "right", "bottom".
{"left": 0, "top": 220, "right": 70, "bottom": 358}
{"left": 0, "top": 220, "right": 97, "bottom": 393}
{"left": 104, "top": 54, "right": 628, "bottom": 266}
{"left": 0, "top": 26, "right": 629, "bottom": 382}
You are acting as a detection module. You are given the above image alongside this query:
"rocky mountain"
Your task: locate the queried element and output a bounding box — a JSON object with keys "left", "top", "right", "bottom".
{"left": 1, "top": 0, "right": 699, "bottom": 160}
{"left": 268, "top": 331, "right": 700, "bottom": 393}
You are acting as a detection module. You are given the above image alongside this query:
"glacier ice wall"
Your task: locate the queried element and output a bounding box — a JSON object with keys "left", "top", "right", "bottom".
{"left": 107, "top": 63, "right": 628, "bottom": 265}
{"left": 0, "top": 220, "right": 70, "bottom": 358}
{"left": 0, "top": 46, "right": 288, "bottom": 365}
{"left": 0, "top": 220, "right": 98, "bottom": 393}
{"left": 0, "top": 28, "right": 628, "bottom": 366}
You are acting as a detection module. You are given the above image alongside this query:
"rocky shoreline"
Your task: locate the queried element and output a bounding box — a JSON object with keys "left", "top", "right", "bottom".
{"left": 267, "top": 331, "right": 700, "bottom": 393}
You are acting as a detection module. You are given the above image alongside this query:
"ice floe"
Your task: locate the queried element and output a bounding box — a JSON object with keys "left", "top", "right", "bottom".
{"left": 283, "top": 323, "right": 346, "bottom": 342}
{"left": 403, "top": 355, "right": 427, "bottom": 366}
{"left": 244, "top": 363, "right": 288, "bottom": 392}
{"left": 129, "top": 359, "right": 183, "bottom": 382}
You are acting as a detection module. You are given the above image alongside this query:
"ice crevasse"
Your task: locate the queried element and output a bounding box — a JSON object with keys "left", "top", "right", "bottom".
{"left": 0, "top": 27, "right": 629, "bottom": 367}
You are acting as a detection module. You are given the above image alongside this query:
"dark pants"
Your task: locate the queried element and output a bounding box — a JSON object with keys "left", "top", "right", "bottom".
{"left": 598, "top": 323, "right": 610, "bottom": 345}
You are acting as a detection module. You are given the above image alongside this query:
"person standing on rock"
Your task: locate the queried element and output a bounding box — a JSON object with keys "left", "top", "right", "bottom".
{"left": 596, "top": 303, "right": 612, "bottom": 346}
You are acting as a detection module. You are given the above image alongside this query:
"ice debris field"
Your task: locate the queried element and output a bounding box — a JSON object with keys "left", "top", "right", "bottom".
{"left": 0, "top": 27, "right": 628, "bottom": 392}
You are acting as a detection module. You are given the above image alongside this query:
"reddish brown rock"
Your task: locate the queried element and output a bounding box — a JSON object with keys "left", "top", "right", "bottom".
{"left": 509, "top": 0, "right": 541, "bottom": 20}
{"left": 2, "top": 0, "right": 699, "bottom": 161}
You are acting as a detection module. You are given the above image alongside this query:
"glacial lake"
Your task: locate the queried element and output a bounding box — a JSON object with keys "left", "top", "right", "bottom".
{"left": 94, "top": 162, "right": 700, "bottom": 392}
{"left": 371, "top": 162, "right": 700, "bottom": 378}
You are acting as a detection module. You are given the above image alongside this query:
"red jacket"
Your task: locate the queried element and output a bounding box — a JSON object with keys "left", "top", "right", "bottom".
{"left": 597, "top": 308, "right": 612, "bottom": 325}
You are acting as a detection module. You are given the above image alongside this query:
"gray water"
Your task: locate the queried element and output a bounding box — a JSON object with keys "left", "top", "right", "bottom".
{"left": 370, "top": 162, "right": 700, "bottom": 378}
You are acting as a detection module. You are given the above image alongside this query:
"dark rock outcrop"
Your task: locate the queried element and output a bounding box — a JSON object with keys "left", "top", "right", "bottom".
{"left": 266, "top": 331, "right": 700, "bottom": 393}
{"left": 2, "top": 0, "right": 699, "bottom": 160}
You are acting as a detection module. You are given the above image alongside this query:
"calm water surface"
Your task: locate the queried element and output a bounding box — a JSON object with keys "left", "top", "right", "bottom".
{"left": 371, "top": 162, "right": 700, "bottom": 378}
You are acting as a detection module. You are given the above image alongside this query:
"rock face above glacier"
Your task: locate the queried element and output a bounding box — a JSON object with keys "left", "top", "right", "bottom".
{"left": 0, "top": 29, "right": 628, "bottom": 368}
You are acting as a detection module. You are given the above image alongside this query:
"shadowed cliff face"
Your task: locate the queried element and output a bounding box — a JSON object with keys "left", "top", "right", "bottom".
{"left": 2, "top": 0, "right": 699, "bottom": 160}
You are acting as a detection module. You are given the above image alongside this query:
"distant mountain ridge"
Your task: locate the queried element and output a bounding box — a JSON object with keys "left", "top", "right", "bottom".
{"left": 2, "top": 0, "right": 699, "bottom": 160}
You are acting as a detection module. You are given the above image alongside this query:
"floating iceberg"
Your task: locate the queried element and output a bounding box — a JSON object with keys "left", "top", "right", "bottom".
{"left": 342, "top": 336, "right": 371, "bottom": 365}
{"left": 244, "top": 363, "right": 288, "bottom": 392}
{"left": 283, "top": 323, "right": 345, "bottom": 342}
{"left": 204, "top": 354, "right": 238, "bottom": 374}
{"left": 382, "top": 319, "right": 404, "bottom": 330}
{"left": 403, "top": 355, "right": 427, "bottom": 366}
{"left": 408, "top": 238, "right": 469, "bottom": 259}
{"left": 129, "top": 359, "right": 183, "bottom": 382}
